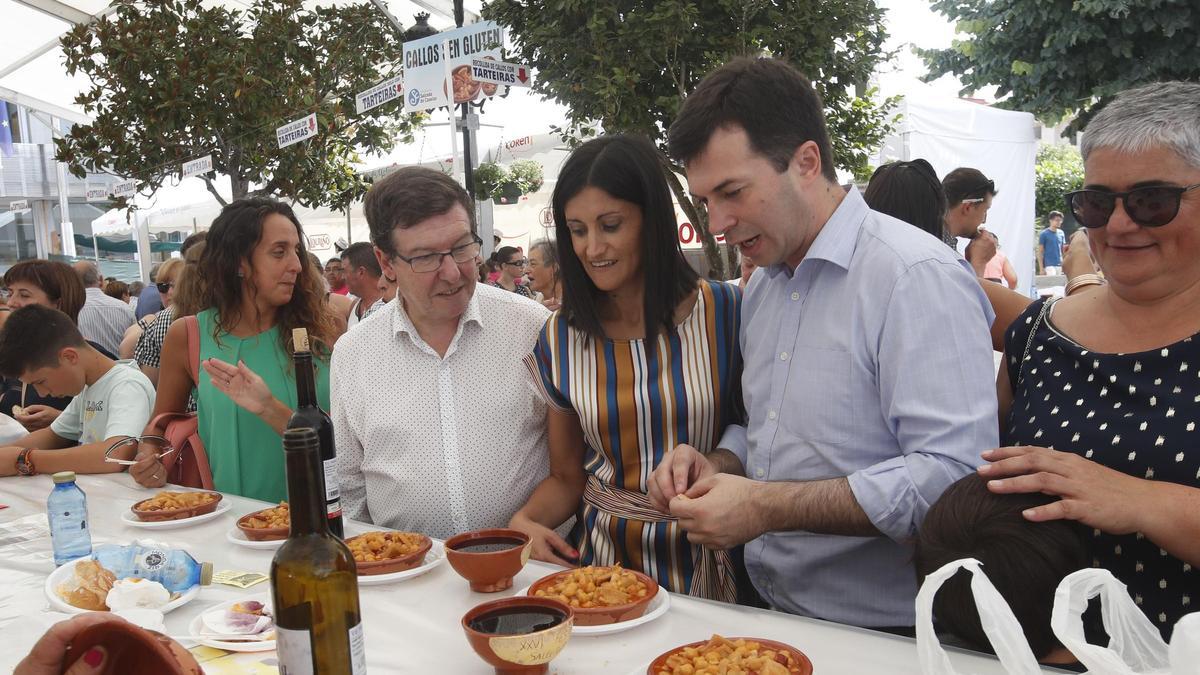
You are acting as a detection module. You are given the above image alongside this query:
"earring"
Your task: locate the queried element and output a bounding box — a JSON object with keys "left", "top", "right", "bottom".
{"left": 237, "top": 271, "right": 244, "bottom": 278}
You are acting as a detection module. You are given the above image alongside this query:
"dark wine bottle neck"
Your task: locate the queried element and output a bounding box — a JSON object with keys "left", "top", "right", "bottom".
{"left": 293, "top": 352, "right": 317, "bottom": 409}
{"left": 284, "top": 439, "right": 328, "bottom": 536}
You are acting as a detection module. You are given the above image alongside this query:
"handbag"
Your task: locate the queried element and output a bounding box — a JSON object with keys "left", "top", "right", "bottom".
{"left": 147, "top": 315, "right": 212, "bottom": 489}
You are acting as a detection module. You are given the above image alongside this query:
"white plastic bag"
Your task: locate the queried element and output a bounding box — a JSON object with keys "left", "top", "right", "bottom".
{"left": 916, "top": 558, "right": 1044, "bottom": 675}
{"left": 1169, "top": 613, "right": 1200, "bottom": 673}
{"left": 1050, "top": 568, "right": 1170, "bottom": 674}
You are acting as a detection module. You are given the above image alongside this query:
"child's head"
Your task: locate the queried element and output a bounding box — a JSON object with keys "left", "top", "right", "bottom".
{"left": 915, "top": 473, "right": 1088, "bottom": 659}
{"left": 0, "top": 305, "right": 91, "bottom": 398}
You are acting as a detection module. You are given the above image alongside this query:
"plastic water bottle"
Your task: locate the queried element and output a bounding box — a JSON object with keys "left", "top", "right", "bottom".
{"left": 92, "top": 543, "right": 214, "bottom": 594}
{"left": 48, "top": 471, "right": 92, "bottom": 566}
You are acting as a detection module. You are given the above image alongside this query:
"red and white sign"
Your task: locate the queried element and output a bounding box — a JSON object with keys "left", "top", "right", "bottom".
{"left": 355, "top": 74, "right": 405, "bottom": 115}
{"left": 276, "top": 113, "right": 318, "bottom": 149}
{"left": 470, "top": 58, "right": 532, "bottom": 88}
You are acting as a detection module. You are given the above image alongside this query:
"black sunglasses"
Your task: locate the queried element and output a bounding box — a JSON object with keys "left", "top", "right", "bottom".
{"left": 1066, "top": 183, "right": 1200, "bottom": 228}
{"left": 155, "top": 282, "right": 174, "bottom": 293}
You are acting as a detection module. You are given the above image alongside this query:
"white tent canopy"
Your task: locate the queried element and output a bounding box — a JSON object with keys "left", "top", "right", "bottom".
{"left": 877, "top": 91, "right": 1039, "bottom": 296}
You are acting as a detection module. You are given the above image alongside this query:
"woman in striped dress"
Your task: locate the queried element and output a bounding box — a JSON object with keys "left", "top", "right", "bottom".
{"left": 509, "top": 135, "right": 743, "bottom": 601}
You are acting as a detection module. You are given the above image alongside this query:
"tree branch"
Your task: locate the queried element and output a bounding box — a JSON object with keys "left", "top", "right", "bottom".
{"left": 201, "top": 176, "right": 228, "bottom": 207}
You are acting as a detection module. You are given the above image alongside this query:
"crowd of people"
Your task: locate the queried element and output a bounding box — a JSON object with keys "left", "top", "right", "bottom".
{"left": 5, "top": 57, "right": 1200, "bottom": 670}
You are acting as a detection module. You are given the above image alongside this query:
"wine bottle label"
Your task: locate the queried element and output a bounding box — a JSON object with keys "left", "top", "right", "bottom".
{"left": 349, "top": 621, "right": 367, "bottom": 674}
{"left": 276, "top": 626, "right": 315, "bottom": 675}
{"left": 323, "top": 458, "right": 341, "bottom": 516}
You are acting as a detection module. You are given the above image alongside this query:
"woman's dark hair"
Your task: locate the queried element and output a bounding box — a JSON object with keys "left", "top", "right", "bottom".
{"left": 668, "top": 57, "right": 836, "bottom": 183}
{"left": 492, "top": 245, "right": 523, "bottom": 268}
{"left": 552, "top": 134, "right": 698, "bottom": 341}
{"left": 915, "top": 473, "right": 1088, "bottom": 659}
{"left": 3, "top": 260, "right": 86, "bottom": 323}
{"left": 865, "top": 159, "right": 949, "bottom": 240}
{"left": 200, "top": 198, "right": 336, "bottom": 356}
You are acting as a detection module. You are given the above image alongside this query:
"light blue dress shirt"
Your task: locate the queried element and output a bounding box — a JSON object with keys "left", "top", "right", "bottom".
{"left": 720, "top": 188, "right": 998, "bottom": 628}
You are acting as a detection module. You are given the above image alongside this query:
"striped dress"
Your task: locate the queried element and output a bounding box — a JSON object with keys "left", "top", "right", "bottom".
{"left": 532, "top": 279, "right": 743, "bottom": 595}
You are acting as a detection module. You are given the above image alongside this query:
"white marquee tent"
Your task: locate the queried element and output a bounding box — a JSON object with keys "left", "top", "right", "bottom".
{"left": 877, "top": 90, "right": 1039, "bottom": 297}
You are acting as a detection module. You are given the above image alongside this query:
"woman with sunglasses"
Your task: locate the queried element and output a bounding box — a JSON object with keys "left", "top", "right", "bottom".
{"left": 510, "top": 135, "right": 743, "bottom": 602}
{"left": 980, "top": 81, "right": 1200, "bottom": 639}
{"left": 488, "top": 246, "right": 534, "bottom": 297}
{"left": 118, "top": 257, "right": 181, "bottom": 364}
{"left": 130, "top": 198, "right": 338, "bottom": 502}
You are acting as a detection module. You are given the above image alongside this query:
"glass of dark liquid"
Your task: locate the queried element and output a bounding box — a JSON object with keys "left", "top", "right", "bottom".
{"left": 444, "top": 528, "right": 532, "bottom": 593}
{"left": 462, "top": 596, "right": 574, "bottom": 675}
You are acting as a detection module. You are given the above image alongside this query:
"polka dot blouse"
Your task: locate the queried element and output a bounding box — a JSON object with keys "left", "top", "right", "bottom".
{"left": 1004, "top": 297, "right": 1200, "bottom": 638}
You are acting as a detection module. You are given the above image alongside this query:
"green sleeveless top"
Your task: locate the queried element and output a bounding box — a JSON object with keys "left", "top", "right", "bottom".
{"left": 195, "top": 308, "right": 331, "bottom": 503}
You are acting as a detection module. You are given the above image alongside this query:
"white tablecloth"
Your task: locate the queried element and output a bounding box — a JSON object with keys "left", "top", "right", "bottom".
{"left": 0, "top": 474, "right": 1062, "bottom": 673}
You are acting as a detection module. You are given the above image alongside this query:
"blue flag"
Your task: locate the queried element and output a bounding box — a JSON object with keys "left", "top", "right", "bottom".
{"left": 0, "top": 100, "right": 14, "bottom": 156}
{"left": 0, "top": 99, "right": 14, "bottom": 156}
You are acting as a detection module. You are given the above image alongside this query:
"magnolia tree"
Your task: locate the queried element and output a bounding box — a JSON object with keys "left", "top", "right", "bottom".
{"left": 55, "top": 0, "right": 423, "bottom": 210}
{"left": 484, "top": 0, "right": 895, "bottom": 277}
{"left": 922, "top": 0, "right": 1200, "bottom": 131}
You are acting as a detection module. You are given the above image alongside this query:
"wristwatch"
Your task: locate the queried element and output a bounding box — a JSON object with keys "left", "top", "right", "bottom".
{"left": 15, "top": 447, "right": 35, "bottom": 476}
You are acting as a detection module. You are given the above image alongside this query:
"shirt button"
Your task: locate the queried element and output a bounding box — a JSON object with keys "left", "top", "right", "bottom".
{"left": 755, "top": 468, "right": 765, "bottom": 478}
{"left": 768, "top": 410, "right": 777, "bottom": 420}
{"left": 791, "top": 292, "right": 800, "bottom": 301}
{"left": 779, "top": 352, "right": 789, "bottom": 361}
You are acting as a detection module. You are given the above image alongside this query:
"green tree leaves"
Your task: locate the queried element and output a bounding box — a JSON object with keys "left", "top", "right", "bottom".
{"left": 483, "top": 0, "right": 894, "bottom": 277}
{"left": 54, "top": 0, "right": 423, "bottom": 211}
{"left": 922, "top": 0, "right": 1200, "bottom": 131}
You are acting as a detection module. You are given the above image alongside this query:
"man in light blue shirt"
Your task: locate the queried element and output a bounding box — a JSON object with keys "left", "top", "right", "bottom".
{"left": 651, "top": 57, "right": 999, "bottom": 629}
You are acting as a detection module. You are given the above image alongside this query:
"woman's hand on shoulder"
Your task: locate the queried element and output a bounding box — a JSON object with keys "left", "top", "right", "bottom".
{"left": 978, "top": 445, "right": 1151, "bottom": 534}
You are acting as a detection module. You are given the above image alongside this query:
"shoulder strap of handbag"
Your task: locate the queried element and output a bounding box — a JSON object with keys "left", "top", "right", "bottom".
{"left": 184, "top": 314, "right": 199, "bottom": 384}
{"left": 1016, "top": 297, "right": 1055, "bottom": 388}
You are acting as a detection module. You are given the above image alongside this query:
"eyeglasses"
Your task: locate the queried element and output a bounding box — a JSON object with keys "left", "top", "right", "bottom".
{"left": 155, "top": 282, "right": 174, "bottom": 293}
{"left": 503, "top": 259, "right": 528, "bottom": 267}
{"left": 1066, "top": 183, "right": 1200, "bottom": 228}
{"left": 0, "top": 288, "right": 10, "bottom": 300}
{"left": 393, "top": 235, "right": 483, "bottom": 273}
{"left": 103, "top": 435, "right": 176, "bottom": 466}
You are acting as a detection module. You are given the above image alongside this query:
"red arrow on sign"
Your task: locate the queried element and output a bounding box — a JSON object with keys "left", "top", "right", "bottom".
{"left": 517, "top": 67, "right": 529, "bottom": 85}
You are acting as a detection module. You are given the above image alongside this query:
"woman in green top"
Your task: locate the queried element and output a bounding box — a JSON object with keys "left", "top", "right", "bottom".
{"left": 131, "top": 198, "right": 338, "bottom": 502}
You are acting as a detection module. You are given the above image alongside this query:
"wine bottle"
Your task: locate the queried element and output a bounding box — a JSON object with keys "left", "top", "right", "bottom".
{"left": 271, "top": 427, "right": 367, "bottom": 675}
{"left": 287, "top": 327, "right": 343, "bottom": 537}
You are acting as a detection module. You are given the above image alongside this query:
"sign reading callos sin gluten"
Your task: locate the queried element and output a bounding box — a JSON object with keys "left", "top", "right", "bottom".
{"left": 402, "top": 21, "right": 505, "bottom": 113}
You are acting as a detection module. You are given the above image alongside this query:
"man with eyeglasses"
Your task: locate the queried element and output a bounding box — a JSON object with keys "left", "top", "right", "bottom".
{"left": 1036, "top": 211, "right": 1067, "bottom": 276}
{"left": 942, "top": 167, "right": 998, "bottom": 244}
{"left": 330, "top": 166, "right": 552, "bottom": 540}
{"left": 324, "top": 258, "right": 350, "bottom": 296}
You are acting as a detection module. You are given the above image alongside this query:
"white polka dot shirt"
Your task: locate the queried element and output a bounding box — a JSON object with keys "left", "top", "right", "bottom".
{"left": 331, "top": 283, "right": 552, "bottom": 540}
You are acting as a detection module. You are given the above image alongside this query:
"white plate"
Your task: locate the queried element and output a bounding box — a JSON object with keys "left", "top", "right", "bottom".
{"left": 120, "top": 500, "right": 231, "bottom": 529}
{"left": 45, "top": 556, "right": 199, "bottom": 615}
{"left": 356, "top": 540, "right": 445, "bottom": 585}
{"left": 517, "top": 584, "right": 671, "bottom": 636}
{"left": 226, "top": 527, "right": 286, "bottom": 550}
{"left": 187, "top": 594, "right": 276, "bottom": 652}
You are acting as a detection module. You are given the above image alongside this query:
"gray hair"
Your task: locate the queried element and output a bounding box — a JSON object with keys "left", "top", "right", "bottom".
{"left": 1082, "top": 82, "right": 1200, "bottom": 169}
{"left": 75, "top": 261, "right": 101, "bottom": 287}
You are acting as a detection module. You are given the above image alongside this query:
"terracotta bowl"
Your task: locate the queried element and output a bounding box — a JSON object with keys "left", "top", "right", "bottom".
{"left": 64, "top": 620, "right": 203, "bottom": 675}
{"left": 347, "top": 531, "right": 432, "bottom": 575}
{"left": 444, "top": 529, "right": 531, "bottom": 592}
{"left": 235, "top": 508, "right": 289, "bottom": 541}
{"left": 461, "top": 596, "right": 574, "bottom": 675}
{"left": 647, "top": 637, "right": 814, "bottom": 675}
{"left": 527, "top": 567, "right": 659, "bottom": 626}
{"left": 130, "top": 492, "right": 222, "bottom": 522}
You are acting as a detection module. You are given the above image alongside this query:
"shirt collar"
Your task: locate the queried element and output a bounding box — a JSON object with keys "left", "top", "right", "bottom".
{"left": 390, "top": 284, "right": 485, "bottom": 340}
{"left": 764, "top": 186, "right": 868, "bottom": 280}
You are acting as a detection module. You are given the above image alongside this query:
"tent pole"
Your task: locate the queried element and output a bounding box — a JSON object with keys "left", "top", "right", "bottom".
{"left": 92, "top": 233, "right": 100, "bottom": 266}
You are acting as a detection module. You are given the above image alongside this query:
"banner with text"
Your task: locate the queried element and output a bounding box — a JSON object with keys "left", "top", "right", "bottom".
{"left": 355, "top": 74, "right": 405, "bottom": 115}
{"left": 112, "top": 180, "right": 137, "bottom": 199}
{"left": 402, "top": 21, "right": 505, "bottom": 113}
{"left": 470, "top": 58, "right": 531, "bottom": 88}
{"left": 181, "top": 154, "right": 213, "bottom": 178}
{"left": 277, "top": 113, "right": 318, "bottom": 149}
